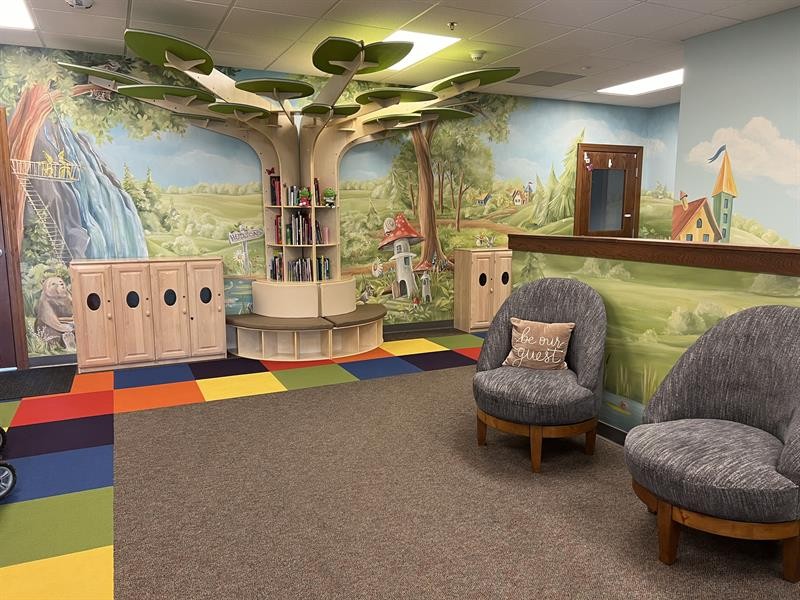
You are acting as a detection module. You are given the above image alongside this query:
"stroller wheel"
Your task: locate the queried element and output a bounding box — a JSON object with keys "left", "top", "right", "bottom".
{"left": 0, "top": 463, "right": 16, "bottom": 500}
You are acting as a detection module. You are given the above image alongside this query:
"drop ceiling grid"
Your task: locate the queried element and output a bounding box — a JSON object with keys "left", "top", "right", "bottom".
{"left": 2, "top": 0, "right": 799, "bottom": 106}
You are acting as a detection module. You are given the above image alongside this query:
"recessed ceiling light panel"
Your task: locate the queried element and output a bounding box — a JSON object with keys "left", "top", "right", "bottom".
{"left": 384, "top": 30, "right": 460, "bottom": 71}
{"left": 598, "top": 68, "right": 684, "bottom": 96}
{"left": 1, "top": 0, "right": 35, "bottom": 29}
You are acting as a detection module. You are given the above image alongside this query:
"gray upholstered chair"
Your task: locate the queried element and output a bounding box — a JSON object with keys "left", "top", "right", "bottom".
{"left": 624, "top": 305, "right": 800, "bottom": 582}
{"left": 473, "top": 278, "right": 607, "bottom": 473}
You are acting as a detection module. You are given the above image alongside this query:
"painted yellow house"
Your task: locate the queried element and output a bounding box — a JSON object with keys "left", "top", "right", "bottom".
{"left": 671, "top": 197, "right": 722, "bottom": 243}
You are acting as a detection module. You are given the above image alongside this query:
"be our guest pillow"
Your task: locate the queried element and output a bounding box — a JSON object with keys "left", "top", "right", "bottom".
{"left": 503, "top": 317, "right": 575, "bottom": 370}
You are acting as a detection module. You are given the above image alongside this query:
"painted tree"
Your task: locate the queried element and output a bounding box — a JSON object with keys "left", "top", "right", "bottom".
{"left": 545, "top": 129, "right": 584, "bottom": 222}
{"left": 0, "top": 46, "right": 191, "bottom": 250}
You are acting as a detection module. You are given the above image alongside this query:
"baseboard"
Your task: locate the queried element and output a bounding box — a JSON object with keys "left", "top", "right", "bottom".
{"left": 598, "top": 421, "right": 627, "bottom": 446}
{"left": 28, "top": 354, "right": 77, "bottom": 368}
{"left": 383, "top": 320, "right": 454, "bottom": 333}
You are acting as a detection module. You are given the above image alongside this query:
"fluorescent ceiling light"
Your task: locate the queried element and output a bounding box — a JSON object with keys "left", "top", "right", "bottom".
{"left": 385, "top": 30, "right": 460, "bottom": 71}
{"left": 598, "top": 68, "right": 684, "bottom": 96}
{"left": 1, "top": 0, "right": 35, "bottom": 30}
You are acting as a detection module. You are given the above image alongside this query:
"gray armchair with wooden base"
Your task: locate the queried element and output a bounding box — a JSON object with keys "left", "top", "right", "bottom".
{"left": 473, "top": 278, "right": 607, "bottom": 473}
{"left": 624, "top": 305, "right": 800, "bottom": 582}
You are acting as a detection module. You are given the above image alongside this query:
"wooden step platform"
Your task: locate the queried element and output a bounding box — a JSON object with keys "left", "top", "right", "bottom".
{"left": 227, "top": 304, "right": 387, "bottom": 361}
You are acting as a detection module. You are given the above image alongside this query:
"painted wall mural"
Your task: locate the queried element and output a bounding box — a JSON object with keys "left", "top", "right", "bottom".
{"left": 340, "top": 98, "right": 681, "bottom": 324}
{"left": 1, "top": 45, "right": 264, "bottom": 358}
{"left": 513, "top": 254, "right": 800, "bottom": 431}
{"left": 675, "top": 7, "right": 800, "bottom": 247}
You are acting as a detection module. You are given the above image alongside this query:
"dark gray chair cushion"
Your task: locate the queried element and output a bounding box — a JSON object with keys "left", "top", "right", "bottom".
{"left": 644, "top": 305, "right": 800, "bottom": 442}
{"left": 625, "top": 418, "right": 800, "bottom": 523}
{"left": 474, "top": 366, "right": 595, "bottom": 426}
{"left": 477, "top": 278, "right": 607, "bottom": 401}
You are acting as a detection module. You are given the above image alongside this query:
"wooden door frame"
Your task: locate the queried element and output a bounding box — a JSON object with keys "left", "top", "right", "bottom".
{"left": 573, "top": 143, "right": 643, "bottom": 238}
{"left": 0, "top": 106, "right": 29, "bottom": 369}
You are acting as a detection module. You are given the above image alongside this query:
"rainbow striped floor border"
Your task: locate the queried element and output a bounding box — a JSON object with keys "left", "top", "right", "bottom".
{"left": 0, "top": 333, "right": 483, "bottom": 599}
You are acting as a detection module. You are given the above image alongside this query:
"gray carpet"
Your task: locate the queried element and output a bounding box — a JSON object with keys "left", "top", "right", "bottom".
{"left": 114, "top": 366, "right": 795, "bottom": 599}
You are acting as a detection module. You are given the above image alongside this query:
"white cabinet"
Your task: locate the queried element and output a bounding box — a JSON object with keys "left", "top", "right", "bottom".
{"left": 454, "top": 249, "right": 513, "bottom": 332}
{"left": 70, "top": 258, "right": 226, "bottom": 372}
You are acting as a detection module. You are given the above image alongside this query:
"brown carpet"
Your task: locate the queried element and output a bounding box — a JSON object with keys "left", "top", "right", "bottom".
{"left": 114, "top": 366, "right": 795, "bottom": 599}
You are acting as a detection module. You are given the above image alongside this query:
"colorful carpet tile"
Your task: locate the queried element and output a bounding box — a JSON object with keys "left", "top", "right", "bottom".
{"left": 0, "top": 334, "right": 483, "bottom": 598}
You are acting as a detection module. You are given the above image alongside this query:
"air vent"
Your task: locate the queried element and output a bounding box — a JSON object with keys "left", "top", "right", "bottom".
{"left": 511, "top": 71, "right": 584, "bottom": 87}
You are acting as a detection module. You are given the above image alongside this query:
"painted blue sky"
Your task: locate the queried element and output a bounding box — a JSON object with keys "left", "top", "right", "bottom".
{"left": 341, "top": 98, "right": 679, "bottom": 195}
{"left": 90, "top": 123, "right": 261, "bottom": 187}
{"left": 676, "top": 9, "right": 800, "bottom": 244}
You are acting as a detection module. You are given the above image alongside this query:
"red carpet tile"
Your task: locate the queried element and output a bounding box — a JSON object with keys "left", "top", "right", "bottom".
{"left": 11, "top": 390, "right": 114, "bottom": 427}
{"left": 454, "top": 347, "right": 482, "bottom": 361}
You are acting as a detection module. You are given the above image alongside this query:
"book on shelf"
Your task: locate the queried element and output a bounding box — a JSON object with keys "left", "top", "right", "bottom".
{"left": 269, "top": 175, "right": 281, "bottom": 206}
{"left": 287, "top": 257, "right": 313, "bottom": 282}
{"left": 316, "top": 255, "right": 331, "bottom": 281}
{"left": 274, "top": 214, "right": 282, "bottom": 244}
{"left": 269, "top": 252, "right": 283, "bottom": 281}
{"left": 313, "top": 220, "right": 331, "bottom": 245}
{"left": 314, "top": 177, "right": 321, "bottom": 206}
{"left": 283, "top": 211, "right": 314, "bottom": 245}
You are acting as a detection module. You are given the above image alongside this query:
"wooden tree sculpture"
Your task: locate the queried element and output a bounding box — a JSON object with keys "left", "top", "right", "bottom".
{"left": 60, "top": 29, "right": 519, "bottom": 328}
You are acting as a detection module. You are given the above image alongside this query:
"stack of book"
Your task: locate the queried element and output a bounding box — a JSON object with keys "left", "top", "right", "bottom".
{"left": 316, "top": 255, "right": 331, "bottom": 280}
{"left": 286, "top": 211, "right": 313, "bottom": 245}
{"left": 314, "top": 220, "right": 330, "bottom": 245}
{"left": 288, "top": 257, "right": 313, "bottom": 282}
{"left": 268, "top": 252, "right": 283, "bottom": 280}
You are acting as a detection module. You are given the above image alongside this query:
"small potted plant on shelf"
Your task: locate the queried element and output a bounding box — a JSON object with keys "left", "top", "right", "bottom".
{"left": 299, "top": 186, "right": 312, "bottom": 207}
{"left": 323, "top": 187, "right": 337, "bottom": 207}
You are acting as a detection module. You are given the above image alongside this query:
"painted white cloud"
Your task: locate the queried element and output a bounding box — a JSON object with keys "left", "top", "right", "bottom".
{"left": 496, "top": 157, "right": 546, "bottom": 182}
{"left": 687, "top": 117, "right": 800, "bottom": 187}
{"left": 553, "top": 118, "right": 667, "bottom": 155}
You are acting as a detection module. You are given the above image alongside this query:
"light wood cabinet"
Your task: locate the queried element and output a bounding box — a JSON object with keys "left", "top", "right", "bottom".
{"left": 150, "top": 262, "right": 191, "bottom": 361}
{"left": 112, "top": 263, "right": 155, "bottom": 364}
{"left": 454, "top": 248, "right": 513, "bottom": 332}
{"left": 186, "top": 260, "right": 226, "bottom": 356}
{"left": 70, "top": 258, "right": 226, "bottom": 372}
{"left": 71, "top": 263, "right": 118, "bottom": 369}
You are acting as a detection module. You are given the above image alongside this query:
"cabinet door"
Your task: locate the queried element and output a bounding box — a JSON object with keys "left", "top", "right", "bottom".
{"left": 150, "top": 262, "right": 191, "bottom": 360}
{"left": 186, "top": 261, "right": 226, "bottom": 356}
{"left": 470, "top": 252, "right": 494, "bottom": 329}
{"left": 492, "top": 251, "right": 513, "bottom": 315}
{"left": 112, "top": 264, "right": 155, "bottom": 364}
{"left": 71, "top": 264, "right": 117, "bottom": 369}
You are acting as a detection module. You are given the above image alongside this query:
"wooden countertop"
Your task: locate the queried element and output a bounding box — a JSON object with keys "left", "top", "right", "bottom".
{"left": 508, "top": 234, "right": 800, "bottom": 277}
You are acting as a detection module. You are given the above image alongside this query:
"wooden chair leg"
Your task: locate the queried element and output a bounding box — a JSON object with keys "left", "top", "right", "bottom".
{"left": 657, "top": 499, "right": 680, "bottom": 565}
{"left": 783, "top": 535, "right": 800, "bottom": 583}
{"left": 476, "top": 413, "right": 487, "bottom": 446}
{"left": 530, "top": 425, "right": 543, "bottom": 473}
{"left": 584, "top": 427, "right": 596, "bottom": 455}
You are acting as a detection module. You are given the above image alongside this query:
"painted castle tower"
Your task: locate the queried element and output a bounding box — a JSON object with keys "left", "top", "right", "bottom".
{"left": 711, "top": 151, "right": 738, "bottom": 243}
{"left": 379, "top": 214, "right": 424, "bottom": 299}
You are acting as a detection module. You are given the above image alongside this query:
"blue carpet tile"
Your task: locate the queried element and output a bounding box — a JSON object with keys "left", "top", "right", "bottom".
{"left": 340, "top": 356, "right": 422, "bottom": 380}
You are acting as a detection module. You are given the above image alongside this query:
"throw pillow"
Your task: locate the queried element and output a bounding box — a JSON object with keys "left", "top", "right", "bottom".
{"left": 503, "top": 318, "right": 575, "bottom": 370}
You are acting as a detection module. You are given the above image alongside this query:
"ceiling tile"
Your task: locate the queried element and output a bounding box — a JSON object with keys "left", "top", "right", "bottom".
{"left": 647, "top": 13, "right": 740, "bottom": 41}
{"left": 131, "top": 0, "right": 229, "bottom": 30}
{"left": 0, "top": 29, "right": 42, "bottom": 47}
{"left": 588, "top": 3, "right": 702, "bottom": 35}
{"left": 41, "top": 33, "right": 124, "bottom": 55}
{"left": 524, "top": 86, "right": 587, "bottom": 100}
{"left": 129, "top": 20, "right": 216, "bottom": 47}
{"left": 472, "top": 19, "right": 573, "bottom": 47}
{"left": 646, "top": 0, "right": 744, "bottom": 13}
{"left": 384, "top": 57, "right": 476, "bottom": 86}
{"left": 519, "top": 0, "right": 638, "bottom": 27}
{"left": 713, "top": 0, "right": 800, "bottom": 20}
{"left": 554, "top": 73, "right": 615, "bottom": 92}
{"left": 234, "top": 0, "right": 339, "bottom": 18}
{"left": 210, "top": 51, "right": 270, "bottom": 71}
{"left": 594, "top": 37, "right": 682, "bottom": 61}
{"left": 221, "top": 8, "right": 315, "bottom": 38}
{"left": 27, "top": 0, "right": 128, "bottom": 18}
{"left": 325, "top": 1, "right": 435, "bottom": 30}
{"left": 499, "top": 47, "right": 576, "bottom": 72}
{"left": 436, "top": 1, "right": 548, "bottom": 17}
{"left": 403, "top": 5, "right": 508, "bottom": 38}
{"left": 639, "top": 50, "right": 684, "bottom": 71}
{"left": 210, "top": 32, "right": 295, "bottom": 62}
{"left": 300, "top": 20, "right": 393, "bottom": 45}
{"left": 602, "top": 62, "right": 681, "bottom": 82}
{"left": 534, "top": 28, "right": 632, "bottom": 52}
{"left": 32, "top": 9, "right": 126, "bottom": 38}
{"left": 548, "top": 54, "right": 632, "bottom": 75}
{"left": 435, "top": 40, "right": 524, "bottom": 64}
{"left": 266, "top": 42, "right": 319, "bottom": 75}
